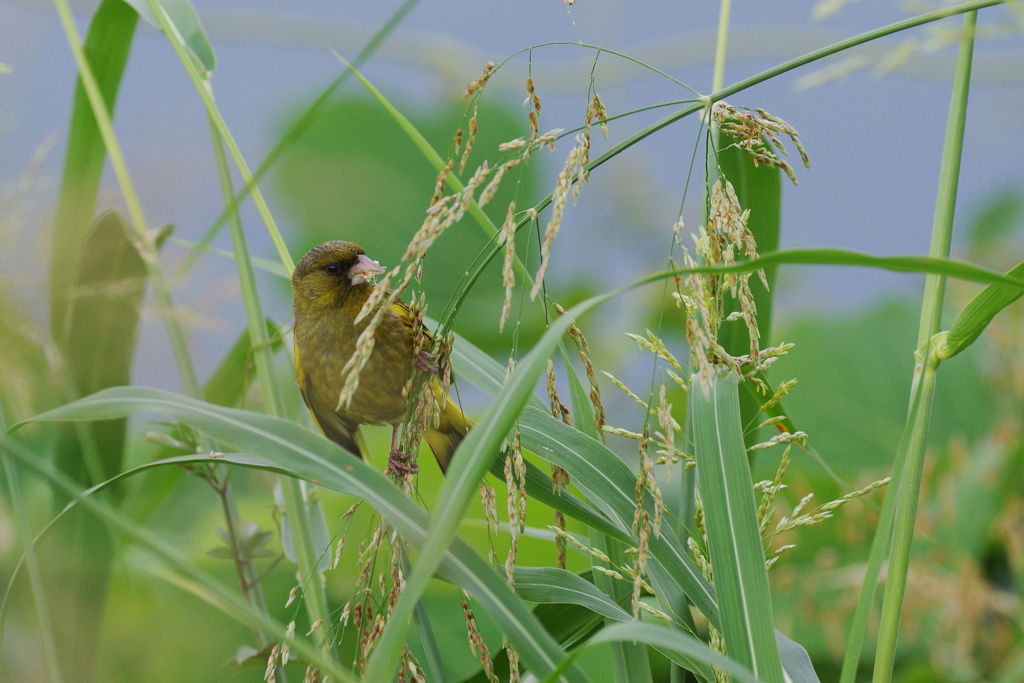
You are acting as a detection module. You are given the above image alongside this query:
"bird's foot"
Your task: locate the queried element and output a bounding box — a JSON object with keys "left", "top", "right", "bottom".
{"left": 416, "top": 351, "right": 440, "bottom": 375}
{"left": 386, "top": 448, "right": 420, "bottom": 476}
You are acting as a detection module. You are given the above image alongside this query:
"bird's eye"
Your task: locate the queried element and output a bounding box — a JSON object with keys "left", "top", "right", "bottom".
{"left": 325, "top": 263, "right": 341, "bottom": 275}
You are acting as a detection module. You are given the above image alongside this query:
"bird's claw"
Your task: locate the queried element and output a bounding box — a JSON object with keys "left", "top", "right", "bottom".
{"left": 386, "top": 448, "right": 420, "bottom": 476}
{"left": 416, "top": 351, "right": 440, "bottom": 375}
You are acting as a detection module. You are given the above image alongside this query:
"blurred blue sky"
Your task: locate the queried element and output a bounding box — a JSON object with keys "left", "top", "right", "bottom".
{"left": 1, "top": 0, "right": 1022, "bottom": 389}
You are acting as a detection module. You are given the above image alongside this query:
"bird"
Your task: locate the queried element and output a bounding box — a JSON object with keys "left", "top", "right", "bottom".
{"left": 291, "top": 240, "right": 471, "bottom": 474}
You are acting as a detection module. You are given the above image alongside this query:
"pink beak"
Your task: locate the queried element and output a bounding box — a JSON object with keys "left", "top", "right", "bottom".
{"left": 349, "top": 254, "right": 385, "bottom": 285}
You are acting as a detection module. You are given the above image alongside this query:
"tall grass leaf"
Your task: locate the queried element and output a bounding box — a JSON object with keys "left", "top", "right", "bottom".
{"left": 561, "top": 347, "right": 600, "bottom": 441}
{"left": 719, "top": 248, "right": 1024, "bottom": 290}
{"left": 127, "top": 0, "right": 214, "bottom": 73}
{"left": 438, "top": 320, "right": 545, "bottom": 411}
{"left": 16, "top": 387, "right": 580, "bottom": 682}
{"left": 50, "top": 0, "right": 138, "bottom": 342}
{"left": 941, "top": 260, "right": 1024, "bottom": 360}
{"left": 874, "top": 14, "right": 977, "bottom": 682}
{"left": 691, "top": 373, "right": 784, "bottom": 682}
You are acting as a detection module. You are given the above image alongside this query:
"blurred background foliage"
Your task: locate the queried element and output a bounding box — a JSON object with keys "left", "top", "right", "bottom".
{"left": 1, "top": 1, "right": 1023, "bottom": 682}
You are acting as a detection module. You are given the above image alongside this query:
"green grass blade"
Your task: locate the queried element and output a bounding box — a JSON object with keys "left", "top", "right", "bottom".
{"left": 209, "top": 113, "right": 331, "bottom": 649}
{"left": 49, "top": 0, "right": 137, "bottom": 343}
{"left": 707, "top": 248, "right": 1024, "bottom": 289}
{"left": 512, "top": 457, "right": 623, "bottom": 538}
{"left": 777, "top": 630, "right": 821, "bottom": 683}
{"left": 442, "top": 321, "right": 545, "bottom": 411}
{"left": 691, "top": 373, "right": 783, "bottom": 682}
{"left": 560, "top": 347, "right": 653, "bottom": 679}
{"left": 940, "top": 260, "right": 1024, "bottom": 360}
{"left": 409, "top": 553, "right": 449, "bottom": 683}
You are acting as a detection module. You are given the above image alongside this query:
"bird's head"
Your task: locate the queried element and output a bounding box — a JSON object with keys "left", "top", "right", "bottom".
{"left": 292, "top": 241, "right": 385, "bottom": 312}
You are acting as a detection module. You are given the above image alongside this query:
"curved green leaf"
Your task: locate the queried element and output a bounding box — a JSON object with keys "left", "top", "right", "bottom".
{"left": 512, "top": 567, "right": 631, "bottom": 623}
{"left": 538, "top": 622, "right": 760, "bottom": 683}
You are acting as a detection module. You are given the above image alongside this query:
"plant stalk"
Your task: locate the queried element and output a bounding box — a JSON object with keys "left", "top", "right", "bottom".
{"left": 209, "top": 119, "right": 333, "bottom": 650}
{"left": 870, "top": 11, "right": 977, "bottom": 683}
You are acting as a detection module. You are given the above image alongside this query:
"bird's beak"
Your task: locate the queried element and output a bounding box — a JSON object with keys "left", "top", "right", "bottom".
{"left": 349, "top": 254, "right": 385, "bottom": 285}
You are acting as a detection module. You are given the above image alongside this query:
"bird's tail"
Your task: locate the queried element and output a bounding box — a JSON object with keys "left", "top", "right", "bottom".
{"left": 424, "top": 395, "right": 473, "bottom": 473}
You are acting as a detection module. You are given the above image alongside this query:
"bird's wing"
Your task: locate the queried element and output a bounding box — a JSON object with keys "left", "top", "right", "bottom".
{"left": 389, "top": 298, "right": 430, "bottom": 337}
{"left": 294, "top": 344, "right": 362, "bottom": 456}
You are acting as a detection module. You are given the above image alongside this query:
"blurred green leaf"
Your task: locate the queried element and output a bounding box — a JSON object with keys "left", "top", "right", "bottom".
{"left": 205, "top": 546, "right": 235, "bottom": 560}
{"left": 967, "top": 188, "right": 1023, "bottom": 250}
{"left": 771, "top": 298, "right": 992, "bottom": 478}
{"left": 50, "top": 209, "right": 147, "bottom": 683}
{"left": 127, "top": 0, "right": 215, "bottom": 73}
{"left": 50, "top": 0, "right": 138, "bottom": 343}
{"left": 62, "top": 210, "right": 147, "bottom": 488}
